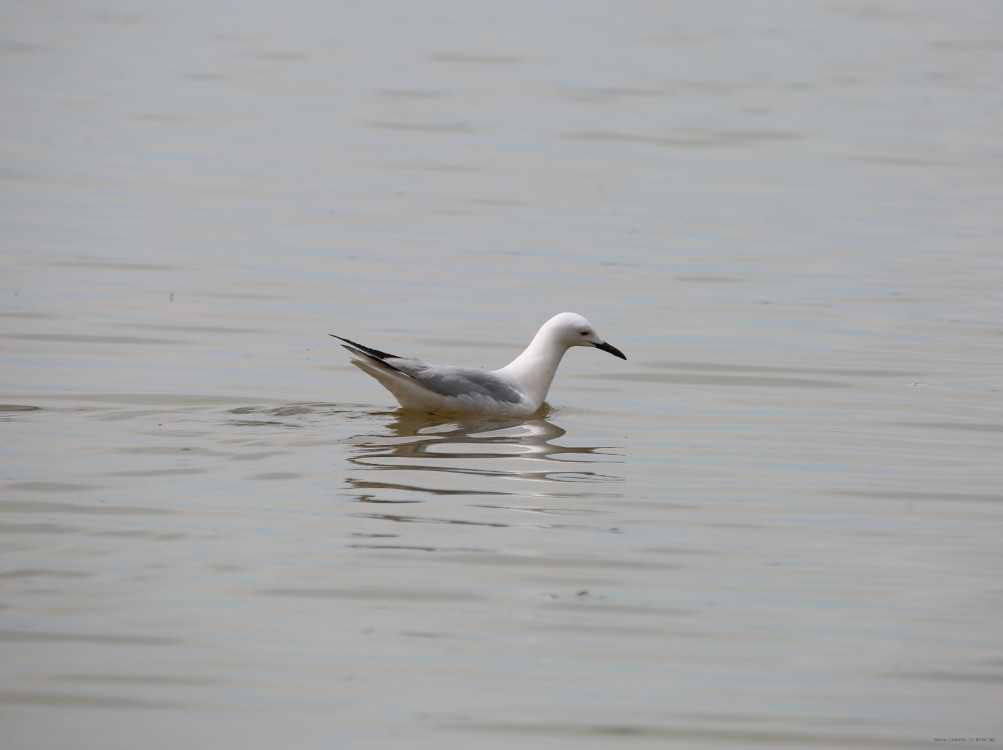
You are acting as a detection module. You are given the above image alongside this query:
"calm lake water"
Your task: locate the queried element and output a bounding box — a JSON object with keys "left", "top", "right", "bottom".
{"left": 2, "top": 1, "right": 1002, "bottom": 748}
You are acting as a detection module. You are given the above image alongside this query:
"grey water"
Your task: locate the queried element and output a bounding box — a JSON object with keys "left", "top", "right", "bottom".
{"left": 2, "top": 1, "right": 1002, "bottom": 748}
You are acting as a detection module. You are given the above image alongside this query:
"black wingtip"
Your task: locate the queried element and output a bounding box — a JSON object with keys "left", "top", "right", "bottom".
{"left": 329, "top": 334, "right": 401, "bottom": 361}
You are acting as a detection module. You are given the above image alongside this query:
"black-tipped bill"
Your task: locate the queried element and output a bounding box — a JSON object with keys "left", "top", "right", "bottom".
{"left": 595, "top": 340, "right": 627, "bottom": 360}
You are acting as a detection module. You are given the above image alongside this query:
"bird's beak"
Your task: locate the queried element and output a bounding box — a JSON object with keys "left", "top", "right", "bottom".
{"left": 594, "top": 340, "right": 627, "bottom": 360}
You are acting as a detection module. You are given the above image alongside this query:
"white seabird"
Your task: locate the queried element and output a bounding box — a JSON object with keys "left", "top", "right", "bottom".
{"left": 332, "top": 312, "right": 626, "bottom": 416}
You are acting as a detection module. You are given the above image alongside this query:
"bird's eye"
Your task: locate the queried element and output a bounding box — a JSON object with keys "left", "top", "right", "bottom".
{"left": 580, "top": 331, "right": 589, "bottom": 336}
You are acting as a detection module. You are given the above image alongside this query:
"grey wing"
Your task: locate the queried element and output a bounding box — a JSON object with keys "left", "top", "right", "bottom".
{"left": 394, "top": 363, "right": 523, "bottom": 404}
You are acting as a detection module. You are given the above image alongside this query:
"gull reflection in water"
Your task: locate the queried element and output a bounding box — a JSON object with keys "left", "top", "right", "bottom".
{"left": 342, "top": 411, "right": 624, "bottom": 538}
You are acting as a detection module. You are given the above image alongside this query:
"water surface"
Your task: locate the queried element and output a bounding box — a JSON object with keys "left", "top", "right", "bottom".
{"left": 2, "top": 1, "right": 1002, "bottom": 748}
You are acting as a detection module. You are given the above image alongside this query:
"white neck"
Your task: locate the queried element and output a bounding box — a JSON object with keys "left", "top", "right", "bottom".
{"left": 495, "top": 325, "right": 570, "bottom": 409}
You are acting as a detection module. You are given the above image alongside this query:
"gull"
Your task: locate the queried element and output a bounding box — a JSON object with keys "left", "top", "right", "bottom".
{"left": 331, "top": 312, "right": 626, "bottom": 416}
